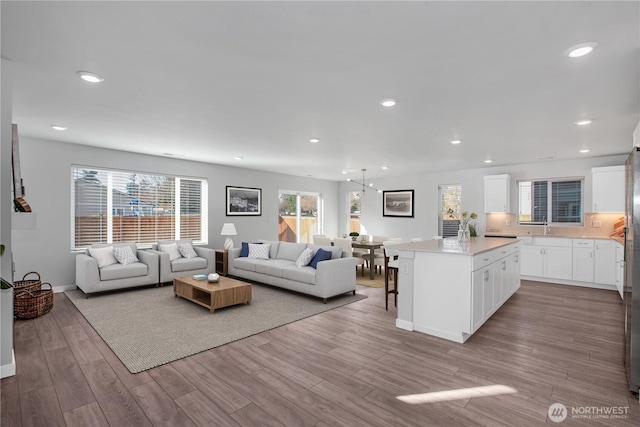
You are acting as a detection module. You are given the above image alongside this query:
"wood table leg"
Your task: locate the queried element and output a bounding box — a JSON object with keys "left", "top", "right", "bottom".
{"left": 369, "top": 248, "right": 375, "bottom": 280}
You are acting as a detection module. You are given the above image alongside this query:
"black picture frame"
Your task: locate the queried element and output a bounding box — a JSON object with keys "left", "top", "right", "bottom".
{"left": 383, "top": 190, "right": 414, "bottom": 217}
{"left": 226, "top": 186, "right": 262, "bottom": 216}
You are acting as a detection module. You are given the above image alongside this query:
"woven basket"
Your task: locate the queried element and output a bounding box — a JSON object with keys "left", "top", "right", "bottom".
{"left": 14, "top": 282, "right": 53, "bottom": 320}
{"left": 13, "top": 271, "right": 42, "bottom": 294}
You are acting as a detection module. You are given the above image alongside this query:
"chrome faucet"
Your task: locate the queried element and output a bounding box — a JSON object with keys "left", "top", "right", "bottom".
{"left": 542, "top": 216, "right": 548, "bottom": 235}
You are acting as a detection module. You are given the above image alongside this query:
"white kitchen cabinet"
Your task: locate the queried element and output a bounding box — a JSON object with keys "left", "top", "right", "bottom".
{"left": 507, "top": 251, "right": 521, "bottom": 295}
{"left": 592, "top": 166, "right": 624, "bottom": 213}
{"left": 544, "top": 246, "right": 573, "bottom": 280}
{"left": 521, "top": 245, "right": 543, "bottom": 277}
{"left": 472, "top": 266, "right": 494, "bottom": 331}
{"left": 595, "top": 240, "right": 617, "bottom": 285}
{"left": 484, "top": 174, "right": 511, "bottom": 213}
{"left": 521, "top": 236, "right": 620, "bottom": 291}
{"left": 470, "top": 245, "right": 520, "bottom": 334}
{"left": 521, "top": 238, "right": 572, "bottom": 280}
{"left": 572, "top": 239, "right": 594, "bottom": 282}
{"left": 399, "top": 239, "right": 520, "bottom": 343}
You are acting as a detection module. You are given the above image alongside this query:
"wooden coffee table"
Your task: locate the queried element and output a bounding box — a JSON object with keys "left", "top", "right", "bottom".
{"left": 173, "top": 275, "right": 251, "bottom": 313}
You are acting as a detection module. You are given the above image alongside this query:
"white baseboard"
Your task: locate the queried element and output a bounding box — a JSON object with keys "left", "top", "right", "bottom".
{"left": 1, "top": 350, "right": 16, "bottom": 378}
{"left": 520, "top": 276, "right": 617, "bottom": 291}
{"left": 396, "top": 318, "right": 414, "bottom": 331}
{"left": 53, "top": 284, "right": 77, "bottom": 293}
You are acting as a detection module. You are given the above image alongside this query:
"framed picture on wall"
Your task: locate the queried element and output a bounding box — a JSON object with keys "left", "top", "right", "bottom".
{"left": 383, "top": 190, "right": 414, "bottom": 217}
{"left": 226, "top": 186, "right": 262, "bottom": 216}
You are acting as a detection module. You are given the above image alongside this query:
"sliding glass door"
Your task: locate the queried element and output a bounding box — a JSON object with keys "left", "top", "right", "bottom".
{"left": 278, "top": 191, "right": 321, "bottom": 243}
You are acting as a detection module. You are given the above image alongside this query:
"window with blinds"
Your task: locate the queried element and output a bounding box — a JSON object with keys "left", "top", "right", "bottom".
{"left": 517, "top": 178, "right": 583, "bottom": 225}
{"left": 71, "top": 167, "right": 208, "bottom": 250}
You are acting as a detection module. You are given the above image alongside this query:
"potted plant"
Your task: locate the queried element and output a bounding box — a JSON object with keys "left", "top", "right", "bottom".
{"left": 447, "top": 209, "right": 478, "bottom": 242}
{"left": 349, "top": 232, "right": 359, "bottom": 241}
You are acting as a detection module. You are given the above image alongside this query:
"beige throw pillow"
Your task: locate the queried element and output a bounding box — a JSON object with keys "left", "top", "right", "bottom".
{"left": 159, "top": 242, "right": 182, "bottom": 261}
{"left": 89, "top": 246, "right": 118, "bottom": 268}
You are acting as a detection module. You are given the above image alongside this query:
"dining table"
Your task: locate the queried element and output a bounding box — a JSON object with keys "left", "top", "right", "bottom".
{"left": 351, "top": 241, "right": 382, "bottom": 280}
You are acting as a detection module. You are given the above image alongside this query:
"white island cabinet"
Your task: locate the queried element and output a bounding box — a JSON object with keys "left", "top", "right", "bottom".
{"left": 396, "top": 238, "right": 520, "bottom": 343}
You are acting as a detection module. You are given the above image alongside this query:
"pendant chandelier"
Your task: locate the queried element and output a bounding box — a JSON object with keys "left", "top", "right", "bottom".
{"left": 347, "top": 169, "right": 382, "bottom": 194}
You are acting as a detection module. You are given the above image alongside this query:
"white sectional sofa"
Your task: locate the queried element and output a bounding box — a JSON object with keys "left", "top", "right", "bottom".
{"left": 228, "top": 240, "right": 357, "bottom": 302}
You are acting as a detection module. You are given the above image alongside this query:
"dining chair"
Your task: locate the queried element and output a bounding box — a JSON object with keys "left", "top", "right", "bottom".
{"left": 313, "top": 236, "right": 332, "bottom": 246}
{"left": 333, "top": 237, "right": 365, "bottom": 276}
{"left": 382, "top": 240, "right": 401, "bottom": 310}
{"left": 371, "top": 235, "right": 389, "bottom": 274}
{"left": 352, "top": 234, "right": 369, "bottom": 258}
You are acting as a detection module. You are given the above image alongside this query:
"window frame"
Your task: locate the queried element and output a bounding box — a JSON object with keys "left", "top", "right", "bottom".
{"left": 70, "top": 165, "right": 208, "bottom": 250}
{"left": 438, "top": 183, "right": 462, "bottom": 238}
{"left": 517, "top": 177, "right": 584, "bottom": 227}
{"left": 277, "top": 189, "right": 322, "bottom": 243}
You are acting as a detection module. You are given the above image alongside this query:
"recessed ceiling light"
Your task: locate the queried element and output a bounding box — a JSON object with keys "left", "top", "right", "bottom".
{"left": 77, "top": 71, "right": 104, "bottom": 83}
{"left": 574, "top": 119, "right": 593, "bottom": 126}
{"left": 51, "top": 125, "right": 68, "bottom": 131}
{"left": 379, "top": 98, "right": 397, "bottom": 107}
{"left": 450, "top": 139, "right": 462, "bottom": 145}
{"left": 381, "top": 166, "right": 389, "bottom": 170}
{"left": 565, "top": 42, "right": 598, "bottom": 58}
{"left": 341, "top": 171, "right": 347, "bottom": 174}
{"left": 309, "top": 138, "right": 320, "bottom": 143}
{"left": 484, "top": 159, "right": 493, "bottom": 164}
{"left": 234, "top": 156, "right": 244, "bottom": 160}
{"left": 579, "top": 149, "right": 591, "bottom": 153}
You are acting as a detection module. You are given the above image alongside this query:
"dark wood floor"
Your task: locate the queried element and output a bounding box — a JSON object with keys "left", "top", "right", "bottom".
{"left": 1, "top": 280, "right": 639, "bottom": 426}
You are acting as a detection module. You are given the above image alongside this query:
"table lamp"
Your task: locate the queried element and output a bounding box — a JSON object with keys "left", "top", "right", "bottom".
{"left": 220, "top": 223, "right": 237, "bottom": 250}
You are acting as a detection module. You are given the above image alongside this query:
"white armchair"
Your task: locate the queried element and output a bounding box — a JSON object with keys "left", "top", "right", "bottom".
{"left": 75, "top": 242, "right": 160, "bottom": 297}
{"left": 152, "top": 239, "right": 215, "bottom": 284}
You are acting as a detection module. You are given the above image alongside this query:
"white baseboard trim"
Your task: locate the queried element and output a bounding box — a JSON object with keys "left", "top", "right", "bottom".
{"left": 413, "top": 324, "right": 468, "bottom": 344}
{"left": 53, "top": 284, "right": 77, "bottom": 293}
{"left": 396, "top": 318, "right": 414, "bottom": 331}
{"left": 1, "top": 349, "right": 16, "bottom": 378}
{"left": 521, "top": 276, "right": 617, "bottom": 291}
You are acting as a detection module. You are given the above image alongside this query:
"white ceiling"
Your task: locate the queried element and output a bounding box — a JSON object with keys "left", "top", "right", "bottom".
{"left": 2, "top": 1, "right": 639, "bottom": 182}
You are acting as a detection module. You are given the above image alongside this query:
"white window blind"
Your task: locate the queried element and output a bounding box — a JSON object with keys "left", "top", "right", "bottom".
{"left": 71, "top": 167, "right": 208, "bottom": 249}
{"left": 518, "top": 178, "right": 583, "bottom": 225}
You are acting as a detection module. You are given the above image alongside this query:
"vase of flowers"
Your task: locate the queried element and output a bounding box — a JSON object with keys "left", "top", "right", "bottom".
{"left": 349, "top": 232, "right": 359, "bottom": 241}
{"left": 448, "top": 209, "right": 477, "bottom": 242}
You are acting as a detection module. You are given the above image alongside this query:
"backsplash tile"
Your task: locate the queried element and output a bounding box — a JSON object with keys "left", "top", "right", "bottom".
{"left": 484, "top": 212, "right": 623, "bottom": 238}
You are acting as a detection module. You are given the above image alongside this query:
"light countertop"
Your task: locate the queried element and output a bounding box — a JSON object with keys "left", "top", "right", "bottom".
{"left": 396, "top": 237, "right": 519, "bottom": 256}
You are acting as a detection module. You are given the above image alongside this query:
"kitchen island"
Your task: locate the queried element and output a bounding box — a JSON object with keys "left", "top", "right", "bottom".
{"left": 395, "top": 237, "right": 520, "bottom": 343}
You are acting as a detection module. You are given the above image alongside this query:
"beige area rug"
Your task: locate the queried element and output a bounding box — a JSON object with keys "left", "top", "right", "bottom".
{"left": 66, "top": 283, "right": 366, "bottom": 373}
{"left": 356, "top": 266, "right": 386, "bottom": 288}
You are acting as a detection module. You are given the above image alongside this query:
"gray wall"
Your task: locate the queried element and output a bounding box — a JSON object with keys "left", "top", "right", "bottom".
{"left": 11, "top": 137, "right": 341, "bottom": 290}
{"left": 1, "top": 58, "right": 14, "bottom": 377}
{"left": 339, "top": 154, "right": 629, "bottom": 241}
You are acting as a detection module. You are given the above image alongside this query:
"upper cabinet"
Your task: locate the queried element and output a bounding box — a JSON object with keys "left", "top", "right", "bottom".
{"left": 592, "top": 166, "right": 624, "bottom": 213}
{"left": 484, "top": 174, "right": 511, "bottom": 213}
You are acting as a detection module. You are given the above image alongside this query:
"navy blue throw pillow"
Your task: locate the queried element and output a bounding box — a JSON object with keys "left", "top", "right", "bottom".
{"left": 240, "top": 242, "right": 261, "bottom": 257}
{"left": 309, "top": 248, "right": 332, "bottom": 269}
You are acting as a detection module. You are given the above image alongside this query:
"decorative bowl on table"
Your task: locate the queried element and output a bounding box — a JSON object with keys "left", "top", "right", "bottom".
{"left": 207, "top": 273, "right": 220, "bottom": 283}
